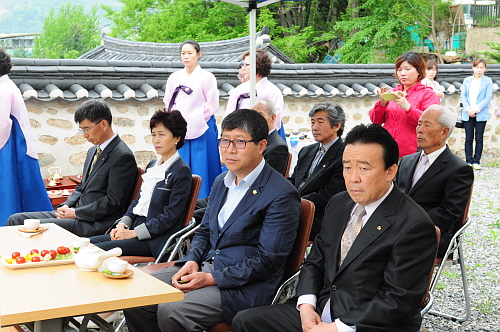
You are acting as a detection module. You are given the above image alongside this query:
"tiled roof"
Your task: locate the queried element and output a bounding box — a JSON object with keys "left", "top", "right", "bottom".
{"left": 9, "top": 58, "right": 500, "bottom": 101}
{"left": 79, "top": 33, "right": 295, "bottom": 64}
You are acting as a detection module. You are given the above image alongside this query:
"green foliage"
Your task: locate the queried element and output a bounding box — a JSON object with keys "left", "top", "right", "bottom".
{"left": 32, "top": 3, "right": 101, "bottom": 59}
{"left": 333, "top": 0, "right": 432, "bottom": 63}
{"left": 483, "top": 32, "right": 500, "bottom": 63}
{"left": 102, "top": 0, "right": 247, "bottom": 43}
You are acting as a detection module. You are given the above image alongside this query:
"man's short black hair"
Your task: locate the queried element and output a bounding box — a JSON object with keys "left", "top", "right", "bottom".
{"left": 74, "top": 100, "right": 113, "bottom": 125}
{"left": 221, "top": 109, "right": 268, "bottom": 143}
{"left": 344, "top": 123, "right": 399, "bottom": 169}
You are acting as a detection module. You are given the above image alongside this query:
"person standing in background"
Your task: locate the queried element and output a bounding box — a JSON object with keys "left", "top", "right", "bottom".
{"left": 0, "top": 49, "right": 52, "bottom": 225}
{"left": 461, "top": 58, "right": 492, "bottom": 170}
{"left": 370, "top": 51, "right": 440, "bottom": 158}
{"left": 163, "top": 40, "right": 221, "bottom": 198}
{"left": 421, "top": 60, "right": 445, "bottom": 101}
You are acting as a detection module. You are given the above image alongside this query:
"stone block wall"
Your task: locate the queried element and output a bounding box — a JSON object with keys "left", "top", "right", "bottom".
{"left": 26, "top": 94, "right": 500, "bottom": 178}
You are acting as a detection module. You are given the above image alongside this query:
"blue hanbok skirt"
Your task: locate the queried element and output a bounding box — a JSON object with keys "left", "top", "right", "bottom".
{"left": 0, "top": 116, "right": 52, "bottom": 225}
{"left": 178, "top": 115, "right": 221, "bottom": 198}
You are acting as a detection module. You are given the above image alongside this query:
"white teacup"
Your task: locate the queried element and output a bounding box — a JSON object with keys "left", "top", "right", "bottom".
{"left": 24, "top": 219, "right": 40, "bottom": 231}
{"left": 72, "top": 237, "right": 90, "bottom": 250}
{"left": 108, "top": 259, "right": 128, "bottom": 275}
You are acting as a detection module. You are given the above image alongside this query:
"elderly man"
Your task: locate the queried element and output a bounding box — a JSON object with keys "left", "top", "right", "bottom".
{"left": 289, "top": 102, "right": 346, "bottom": 239}
{"left": 233, "top": 123, "right": 437, "bottom": 332}
{"left": 396, "top": 105, "right": 474, "bottom": 256}
{"left": 123, "top": 109, "right": 301, "bottom": 332}
{"left": 252, "top": 99, "right": 288, "bottom": 175}
{"left": 7, "top": 100, "right": 137, "bottom": 237}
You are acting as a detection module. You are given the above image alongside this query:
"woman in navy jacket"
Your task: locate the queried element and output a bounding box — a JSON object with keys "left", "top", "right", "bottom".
{"left": 91, "top": 110, "right": 192, "bottom": 260}
{"left": 461, "top": 58, "right": 493, "bottom": 169}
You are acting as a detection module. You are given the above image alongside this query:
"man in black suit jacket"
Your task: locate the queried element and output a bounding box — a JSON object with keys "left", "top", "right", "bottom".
{"left": 396, "top": 105, "right": 474, "bottom": 256}
{"left": 233, "top": 124, "right": 437, "bottom": 332}
{"left": 288, "top": 102, "right": 346, "bottom": 239}
{"left": 7, "top": 100, "right": 137, "bottom": 237}
{"left": 253, "top": 99, "right": 289, "bottom": 176}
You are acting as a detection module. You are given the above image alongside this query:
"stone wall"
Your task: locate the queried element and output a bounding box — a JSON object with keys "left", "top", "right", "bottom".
{"left": 27, "top": 94, "right": 500, "bottom": 178}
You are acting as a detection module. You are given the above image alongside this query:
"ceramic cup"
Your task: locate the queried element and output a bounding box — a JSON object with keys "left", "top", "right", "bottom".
{"left": 72, "top": 237, "right": 90, "bottom": 250}
{"left": 24, "top": 219, "right": 40, "bottom": 231}
{"left": 108, "top": 259, "right": 128, "bottom": 275}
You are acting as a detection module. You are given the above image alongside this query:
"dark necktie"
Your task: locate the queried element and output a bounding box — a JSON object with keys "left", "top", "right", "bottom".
{"left": 236, "top": 93, "right": 250, "bottom": 110}
{"left": 167, "top": 85, "right": 193, "bottom": 111}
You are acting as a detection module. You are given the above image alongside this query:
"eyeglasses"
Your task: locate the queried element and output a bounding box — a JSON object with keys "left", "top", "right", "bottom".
{"left": 218, "top": 138, "right": 257, "bottom": 149}
{"left": 78, "top": 120, "right": 102, "bottom": 133}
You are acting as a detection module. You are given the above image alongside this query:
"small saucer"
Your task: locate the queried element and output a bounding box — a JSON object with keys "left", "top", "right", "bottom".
{"left": 101, "top": 269, "right": 134, "bottom": 279}
{"left": 18, "top": 226, "right": 48, "bottom": 233}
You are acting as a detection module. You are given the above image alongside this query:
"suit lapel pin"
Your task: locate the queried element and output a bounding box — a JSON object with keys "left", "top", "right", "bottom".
{"left": 252, "top": 190, "right": 258, "bottom": 195}
{"left": 377, "top": 226, "right": 382, "bottom": 231}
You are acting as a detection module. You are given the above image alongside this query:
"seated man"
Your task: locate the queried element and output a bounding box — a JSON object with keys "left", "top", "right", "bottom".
{"left": 123, "top": 109, "right": 301, "bottom": 332}
{"left": 7, "top": 100, "right": 137, "bottom": 237}
{"left": 288, "top": 102, "right": 346, "bottom": 239}
{"left": 252, "top": 99, "right": 289, "bottom": 176}
{"left": 233, "top": 123, "right": 437, "bottom": 332}
{"left": 396, "top": 105, "right": 474, "bottom": 256}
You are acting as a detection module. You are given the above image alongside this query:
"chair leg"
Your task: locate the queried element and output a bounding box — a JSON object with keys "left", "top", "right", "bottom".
{"left": 114, "top": 317, "right": 126, "bottom": 332}
{"left": 429, "top": 242, "right": 471, "bottom": 322}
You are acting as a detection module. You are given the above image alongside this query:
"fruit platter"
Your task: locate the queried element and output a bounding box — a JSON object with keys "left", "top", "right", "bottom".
{"left": 2, "top": 246, "right": 74, "bottom": 269}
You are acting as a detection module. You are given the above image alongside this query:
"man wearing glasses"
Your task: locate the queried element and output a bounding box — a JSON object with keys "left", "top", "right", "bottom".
{"left": 7, "top": 99, "right": 137, "bottom": 237}
{"left": 124, "top": 109, "right": 301, "bottom": 332}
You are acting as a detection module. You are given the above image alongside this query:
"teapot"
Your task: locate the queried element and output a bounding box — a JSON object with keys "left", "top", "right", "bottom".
{"left": 47, "top": 167, "right": 64, "bottom": 186}
{"left": 74, "top": 247, "right": 122, "bottom": 271}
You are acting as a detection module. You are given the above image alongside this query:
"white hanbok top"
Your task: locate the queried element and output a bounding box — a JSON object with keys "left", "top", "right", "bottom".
{"left": 163, "top": 65, "right": 219, "bottom": 140}
{"left": 225, "top": 77, "right": 283, "bottom": 130}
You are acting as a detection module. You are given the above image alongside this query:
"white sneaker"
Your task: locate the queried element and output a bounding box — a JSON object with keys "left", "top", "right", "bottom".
{"left": 472, "top": 164, "right": 482, "bottom": 170}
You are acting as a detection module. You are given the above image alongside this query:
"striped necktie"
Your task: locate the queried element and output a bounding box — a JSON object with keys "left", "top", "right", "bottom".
{"left": 89, "top": 146, "right": 101, "bottom": 174}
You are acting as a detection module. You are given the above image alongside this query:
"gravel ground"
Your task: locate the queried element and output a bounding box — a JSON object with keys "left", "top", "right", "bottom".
{"left": 421, "top": 156, "right": 500, "bottom": 331}
{"left": 104, "top": 158, "right": 500, "bottom": 332}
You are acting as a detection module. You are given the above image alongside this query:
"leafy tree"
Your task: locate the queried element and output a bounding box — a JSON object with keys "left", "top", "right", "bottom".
{"left": 32, "top": 3, "right": 101, "bottom": 59}
{"left": 483, "top": 32, "right": 500, "bottom": 63}
{"left": 102, "top": 0, "right": 248, "bottom": 43}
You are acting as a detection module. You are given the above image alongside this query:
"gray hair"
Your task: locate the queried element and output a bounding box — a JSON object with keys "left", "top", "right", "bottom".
{"left": 252, "top": 99, "right": 276, "bottom": 116}
{"left": 425, "top": 105, "right": 455, "bottom": 139}
{"left": 308, "top": 102, "right": 346, "bottom": 136}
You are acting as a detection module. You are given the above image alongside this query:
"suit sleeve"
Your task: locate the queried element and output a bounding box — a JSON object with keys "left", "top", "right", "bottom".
{"left": 74, "top": 150, "right": 137, "bottom": 222}
{"left": 477, "top": 78, "right": 493, "bottom": 113}
{"left": 461, "top": 77, "right": 471, "bottom": 111}
{"left": 211, "top": 187, "right": 301, "bottom": 289}
{"left": 426, "top": 165, "right": 473, "bottom": 232}
{"left": 265, "top": 144, "right": 289, "bottom": 176}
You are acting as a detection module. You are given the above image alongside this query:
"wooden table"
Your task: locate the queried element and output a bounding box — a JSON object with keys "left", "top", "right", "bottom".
{"left": 43, "top": 178, "right": 78, "bottom": 191}
{"left": 0, "top": 224, "right": 183, "bottom": 331}
{"left": 47, "top": 189, "right": 75, "bottom": 209}
{"left": 66, "top": 175, "right": 82, "bottom": 186}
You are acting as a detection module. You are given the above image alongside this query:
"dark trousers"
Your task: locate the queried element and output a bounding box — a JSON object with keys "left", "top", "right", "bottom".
{"left": 464, "top": 117, "right": 486, "bottom": 164}
{"left": 232, "top": 301, "right": 303, "bottom": 332}
{"left": 90, "top": 216, "right": 152, "bottom": 256}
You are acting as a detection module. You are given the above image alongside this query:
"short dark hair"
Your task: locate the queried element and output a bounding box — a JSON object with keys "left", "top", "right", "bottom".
{"left": 395, "top": 51, "right": 426, "bottom": 82}
{"left": 242, "top": 49, "right": 272, "bottom": 78}
{"left": 180, "top": 39, "right": 201, "bottom": 54}
{"left": 0, "top": 49, "right": 13, "bottom": 76}
{"left": 221, "top": 109, "right": 268, "bottom": 143}
{"left": 308, "top": 102, "right": 346, "bottom": 137}
{"left": 344, "top": 123, "right": 398, "bottom": 169}
{"left": 150, "top": 110, "right": 187, "bottom": 149}
{"left": 426, "top": 60, "right": 439, "bottom": 80}
{"left": 74, "top": 100, "right": 113, "bottom": 126}
{"left": 473, "top": 58, "right": 486, "bottom": 68}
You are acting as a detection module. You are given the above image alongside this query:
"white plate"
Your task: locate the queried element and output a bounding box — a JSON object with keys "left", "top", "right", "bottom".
{"left": 3, "top": 257, "right": 75, "bottom": 269}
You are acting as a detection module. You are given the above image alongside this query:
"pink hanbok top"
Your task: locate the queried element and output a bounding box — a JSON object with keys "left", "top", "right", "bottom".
{"left": 0, "top": 74, "right": 38, "bottom": 158}
{"left": 421, "top": 77, "right": 442, "bottom": 101}
{"left": 225, "top": 77, "right": 283, "bottom": 130}
{"left": 163, "top": 65, "right": 219, "bottom": 140}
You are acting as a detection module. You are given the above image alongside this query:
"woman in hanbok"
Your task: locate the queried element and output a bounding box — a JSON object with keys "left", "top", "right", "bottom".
{"left": 0, "top": 49, "right": 52, "bottom": 225}
{"left": 163, "top": 40, "right": 220, "bottom": 198}
{"left": 226, "top": 49, "right": 286, "bottom": 140}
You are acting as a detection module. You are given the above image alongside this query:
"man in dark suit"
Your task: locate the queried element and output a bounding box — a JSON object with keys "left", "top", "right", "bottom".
{"left": 289, "top": 102, "right": 345, "bottom": 239}
{"left": 124, "top": 109, "right": 301, "bottom": 332}
{"left": 396, "top": 105, "right": 474, "bottom": 256}
{"left": 7, "top": 100, "right": 137, "bottom": 237}
{"left": 252, "top": 99, "right": 289, "bottom": 176}
{"left": 233, "top": 124, "right": 437, "bottom": 332}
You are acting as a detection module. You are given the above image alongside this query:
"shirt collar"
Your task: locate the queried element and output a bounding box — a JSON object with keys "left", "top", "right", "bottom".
{"left": 355, "top": 183, "right": 394, "bottom": 220}
{"left": 224, "top": 158, "right": 265, "bottom": 190}
{"left": 420, "top": 145, "right": 446, "bottom": 167}
{"left": 98, "top": 133, "right": 117, "bottom": 152}
{"left": 321, "top": 137, "right": 338, "bottom": 153}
